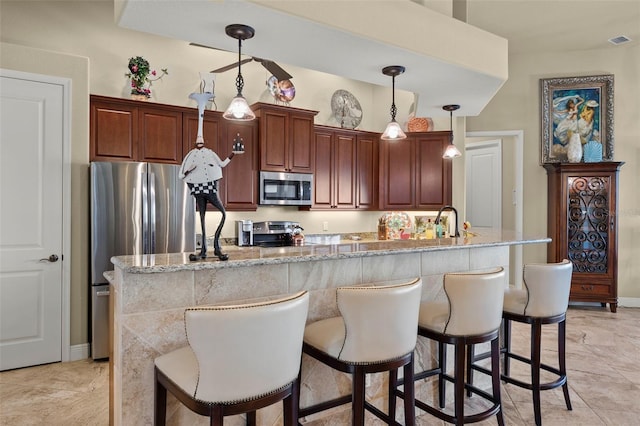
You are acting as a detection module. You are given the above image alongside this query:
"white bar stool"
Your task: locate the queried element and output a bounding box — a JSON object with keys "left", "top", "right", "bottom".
{"left": 500, "top": 259, "right": 573, "bottom": 425}
{"left": 154, "top": 291, "right": 309, "bottom": 425}
{"left": 399, "top": 267, "right": 506, "bottom": 426}
{"left": 299, "top": 278, "right": 422, "bottom": 426}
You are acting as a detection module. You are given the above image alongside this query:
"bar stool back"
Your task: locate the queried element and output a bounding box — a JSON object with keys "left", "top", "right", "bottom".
{"left": 154, "top": 291, "right": 309, "bottom": 425}
{"left": 400, "top": 267, "right": 506, "bottom": 426}
{"left": 501, "top": 259, "right": 573, "bottom": 426}
{"left": 300, "top": 278, "right": 422, "bottom": 425}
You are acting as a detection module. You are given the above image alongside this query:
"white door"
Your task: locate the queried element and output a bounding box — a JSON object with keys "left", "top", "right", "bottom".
{"left": 0, "top": 73, "right": 65, "bottom": 370}
{"left": 465, "top": 140, "right": 502, "bottom": 229}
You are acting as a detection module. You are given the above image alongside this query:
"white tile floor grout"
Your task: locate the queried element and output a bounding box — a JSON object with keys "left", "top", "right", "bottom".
{"left": 1, "top": 306, "right": 639, "bottom": 425}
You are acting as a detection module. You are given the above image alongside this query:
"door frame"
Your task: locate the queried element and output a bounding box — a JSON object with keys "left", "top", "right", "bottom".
{"left": 1, "top": 68, "right": 72, "bottom": 361}
{"left": 466, "top": 130, "right": 523, "bottom": 288}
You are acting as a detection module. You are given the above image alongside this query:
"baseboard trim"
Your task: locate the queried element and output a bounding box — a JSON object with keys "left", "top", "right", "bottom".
{"left": 618, "top": 297, "right": 640, "bottom": 308}
{"left": 69, "top": 343, "right": 90, "bottom": 361}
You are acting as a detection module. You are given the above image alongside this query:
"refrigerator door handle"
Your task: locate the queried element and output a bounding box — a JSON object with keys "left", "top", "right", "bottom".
{"left": 141, "top": 171, "right": 150, "bottom": 254}
{"left": 149, "top": 171, "right": 156, "bottom": 253}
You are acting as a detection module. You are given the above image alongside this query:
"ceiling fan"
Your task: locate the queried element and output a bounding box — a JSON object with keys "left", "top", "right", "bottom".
{"left": 189, "top": 42, "right": 292, "bottom": 81}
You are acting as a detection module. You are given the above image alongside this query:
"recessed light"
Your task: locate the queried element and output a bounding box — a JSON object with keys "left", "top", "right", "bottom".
{"left": 608, "top": 35, "right": 631, "bottom": 45}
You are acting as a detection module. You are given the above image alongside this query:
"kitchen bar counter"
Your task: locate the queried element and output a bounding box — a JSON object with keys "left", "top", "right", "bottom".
{"left": 109, "top": 230, "right": 550, "bottom": 425}
{"left": 111, "top": 229, "right": 548, "bottom": 273}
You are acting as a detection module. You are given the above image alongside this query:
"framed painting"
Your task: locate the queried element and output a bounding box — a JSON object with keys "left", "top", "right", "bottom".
{"left": 540, "top": 74, "right": 614, "bottom": 163}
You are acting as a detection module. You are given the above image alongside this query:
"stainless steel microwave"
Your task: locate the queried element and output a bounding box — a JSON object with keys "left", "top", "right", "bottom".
{"left": 259, "top": 171, "right": 313, "bottom": 206}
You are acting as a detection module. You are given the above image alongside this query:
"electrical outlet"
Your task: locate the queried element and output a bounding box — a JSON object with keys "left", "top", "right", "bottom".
{"left": 322, "top": 221, "right": 329, "bottom": 231}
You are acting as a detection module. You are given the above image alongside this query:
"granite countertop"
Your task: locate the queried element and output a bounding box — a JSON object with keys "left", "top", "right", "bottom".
{"left": 110, "top": 229, "right": 550, "bottom": 274}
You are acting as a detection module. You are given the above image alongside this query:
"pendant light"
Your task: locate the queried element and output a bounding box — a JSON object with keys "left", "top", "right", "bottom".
{"left": 380, "top": 65, "right": 407, "bottom": 140}
{"left": 223, "top": 24, "right": 256, "bottom": 121}
{"left": 442, "top": 104, "right": 462, "bottom": 159}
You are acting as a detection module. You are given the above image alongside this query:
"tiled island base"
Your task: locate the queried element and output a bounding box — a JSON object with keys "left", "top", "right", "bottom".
{"left": 110, "top": 234, "right": 548, "bottom": 425}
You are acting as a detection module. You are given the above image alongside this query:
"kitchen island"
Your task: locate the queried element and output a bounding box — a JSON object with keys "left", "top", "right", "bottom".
{"left": 109, "top": 230, "right": 550, "bottom": 425}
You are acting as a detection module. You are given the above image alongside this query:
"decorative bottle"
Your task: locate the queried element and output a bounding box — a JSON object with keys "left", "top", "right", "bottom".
{"left": 425, "top": 219, "right": 434, "bottom": 239}
{"left": 567, "top": 133, "right": 583, "bottom": 163}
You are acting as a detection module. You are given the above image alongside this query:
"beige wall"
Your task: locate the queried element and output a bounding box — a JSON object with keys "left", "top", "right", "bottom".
{"left": 0, "top": 0, "right": 447, "bottom": 346}
{"left": 2, "top": 1, "right": 637, "bottom": 348}
{"left": 0, "top": 42, "right": 90, "bottom": 348}
{"left": 467, "top": 46, "right": 640, "bottom": 299}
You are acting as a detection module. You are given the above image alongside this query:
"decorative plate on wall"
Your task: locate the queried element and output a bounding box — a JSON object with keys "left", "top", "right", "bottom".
{"left": 331, "top": 89, "right": 362, "bottom": 129}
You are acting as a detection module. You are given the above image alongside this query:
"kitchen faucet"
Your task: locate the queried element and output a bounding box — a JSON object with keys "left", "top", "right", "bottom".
{"left": 434, "top": 205, "right": 460, "bottom": 238}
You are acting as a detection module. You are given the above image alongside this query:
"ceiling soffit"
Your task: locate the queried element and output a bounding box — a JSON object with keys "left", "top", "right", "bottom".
{"left": 116, "top": 0, "right": 508, "bottom": 117}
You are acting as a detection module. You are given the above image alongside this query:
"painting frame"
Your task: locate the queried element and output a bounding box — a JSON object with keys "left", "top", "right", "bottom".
{"left": 540, "top": 74, "right": 614, "bottom": 164}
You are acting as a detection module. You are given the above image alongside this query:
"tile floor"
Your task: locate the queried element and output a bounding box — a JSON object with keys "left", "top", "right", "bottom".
{"left": 1, "top": 306, "right": 638, "bottom": 425}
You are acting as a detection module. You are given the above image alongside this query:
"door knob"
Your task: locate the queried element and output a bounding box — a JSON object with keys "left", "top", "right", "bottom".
{"left": 40, "top": 254, "right": 59, "bottom": 262}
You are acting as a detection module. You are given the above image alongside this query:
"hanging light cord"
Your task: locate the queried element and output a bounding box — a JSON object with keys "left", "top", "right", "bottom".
{"left": 389, "top": 75, "right": 398, "bottom": 122}
{"left": 235, "top": 37, "right": 245, "bottom": 96}
{"left": 449, "top": 110, "right": 454, "bottom": 142}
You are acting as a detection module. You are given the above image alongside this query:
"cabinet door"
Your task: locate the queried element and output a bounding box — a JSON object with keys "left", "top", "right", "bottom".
{"left": 91, "top": 100, "right": 138, "bottom": 161}
{"left": 356, "top": 134, "right": 378, "bottom": 210}
{"left": 289, "top": 113, "right": 315, "bottom": 173}
{"left": 379, "top": 138, "right": 415, "bottom": 210}
{"left": 182, "top": 111, "right": 221, "bottom": 158}
{"left": 259, "top": 109, "right": 288, "bottom": 171}
{"left": 333, "top": 132, "right": 356, "bottom": 208}
{"left": 415, "top": 133, "right": 452, "bottom": 209}
{"left": 565, "top": 174, "right": 616, "bottom": 282}
{"left": 312, "top": 130, "right": 334, "bottom": 208}
{"left": 138, "top": 107, "right": 183, "bottom": 164}
{"left": 220, "top": 121, "right": 258, "bottom": 211}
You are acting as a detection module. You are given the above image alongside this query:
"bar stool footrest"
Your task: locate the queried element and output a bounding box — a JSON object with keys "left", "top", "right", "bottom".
{"left": 501, "top": 373, "right": 567, "bottom": 391}
{"left": 411, "top": 392, "right": 501, "bottom": 425}
{"left": 298, "top": 395, "right": 352, "bottom": 418}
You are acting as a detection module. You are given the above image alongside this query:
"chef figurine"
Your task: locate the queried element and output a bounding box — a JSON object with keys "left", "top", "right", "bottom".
{"left": 180, "top": 92, "right": 244, "bottom": 261}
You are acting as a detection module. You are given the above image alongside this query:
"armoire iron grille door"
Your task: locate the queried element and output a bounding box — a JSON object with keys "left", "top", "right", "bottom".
{"left": 566, "top": 176, "right": 610, "bottom": 274}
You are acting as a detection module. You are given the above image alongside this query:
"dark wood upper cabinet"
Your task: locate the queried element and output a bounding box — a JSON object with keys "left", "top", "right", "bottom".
{"left": 90, "top": 95, "right": 258, "bottom": 211}
{"left": 138, "top": 107, "right": 182, "bottom": 163}
{"left": 379, "top": 135, "right": 415, "bottom": 210}
{"left": 90, "top": 98, "right": 138, "bottom": 161}
{"left": 545, "top": 162, "right": 623, "bottom": 312}
{"left": 309, "top": 126, "right": 378, "bottom": 211}
{"left": 91, "top": 95, "right": 181, "bottom": 164}
{"left": 311, "top": 127, "right": 357, "bottom": 209}
{"left": 182, "top": 110, "right": 222, "bottom": 157}
{"left": 312, "top": 129, "right": 334, "bottom": 209}
{"left": 219, "top": 121, "right": 258, "bottom": 211}
{"left": 415, "top": 133, "right": 452, "bottom": 209}
{"left": 252, "top": 103, "right": 318, "bottom": 173}
{"left": 379, "top": 131, "right": 452, "bottom": 210}
{"left": 355, "top": 133, "right": 379, "bottom": 210}
{"left": 91, "top": 96, "right": 451, "bottom": 214}
{"left": 183, "top": 109, "right": 258, "bottom": 211}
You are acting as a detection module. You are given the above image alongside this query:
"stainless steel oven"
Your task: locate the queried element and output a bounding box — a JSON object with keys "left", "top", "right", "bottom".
{"left": 259, "top": 171, "right": 313, "bottom": 206}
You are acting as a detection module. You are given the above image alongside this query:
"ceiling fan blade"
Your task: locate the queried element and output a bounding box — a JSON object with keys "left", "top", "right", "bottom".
{"left": 254, "top": 58, "right": 292, "bottom": 81}
{"left": 190, "top": 42, "right": 225, "bottom": 51}
{"left": 211, "top": 58, "right": 253, "bottom": 74}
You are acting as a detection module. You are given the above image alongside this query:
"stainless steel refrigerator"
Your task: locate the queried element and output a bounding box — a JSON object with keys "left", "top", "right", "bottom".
{"left": 90, "top": 161, "right": 195, "bottom": 359}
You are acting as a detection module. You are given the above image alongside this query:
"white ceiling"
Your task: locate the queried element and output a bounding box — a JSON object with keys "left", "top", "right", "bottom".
{"left": 466, "top": 0, "right": 639, "bottom": 55}
{"left": 116, "top": 0, "right": 639, "bottom": 117}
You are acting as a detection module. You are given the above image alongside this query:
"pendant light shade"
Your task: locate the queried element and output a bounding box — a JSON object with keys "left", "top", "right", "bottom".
{"left": 223, "top": 24, "right": 256, "bottom": 121}
{"left": 442, "top": 104, "right": 462, "bottom": 159}
{"left": 381, "top": 65, "right": 407, "bottom": 141}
